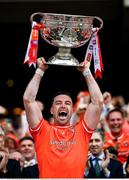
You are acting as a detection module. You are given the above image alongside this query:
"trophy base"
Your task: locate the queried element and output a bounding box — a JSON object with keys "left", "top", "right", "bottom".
{"left": 45, "top": 47, "right": 82, "bottom": 67}
{"left": 45, "top": 57, "right": 81, "bottom": 67}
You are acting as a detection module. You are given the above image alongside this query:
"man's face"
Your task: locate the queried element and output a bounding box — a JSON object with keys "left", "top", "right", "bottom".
{"left": 19, "top": 139, "right": 35, "bottom": 161}
{"left": 51, "top": 94, "right": 73, "bottom": 126}
{"left": 107, "top": 111, "right": 123, "bottom": 135}
{"left": 6, "top": 138, "right": 16, "bottom": 151}
{"left": 89, "top": 132, "right": 103, "bottom": 156}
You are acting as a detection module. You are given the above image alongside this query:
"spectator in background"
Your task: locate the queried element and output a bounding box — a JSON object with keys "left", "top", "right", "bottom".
{"left": 0, "top": 145, "right": 9, "bottom": 177}
{"left": 0, "top": 127, "right": 5, "bottom": 148}
{"left": 111, "top": 95, "right": 125, "bottom": 109}
{"left": 19, "top": 100, "right": 44, "bottom": 138}
{"left": 104, "top": 108, "right": 129, "bottom": 164}
{"left": 99, "top": 91, "right": 114, "bottom": 133}
{"left": 11, "top": 107, "right": 26, "bottom": 139}
{"left": 19, "top": 136, "right": 39, "bottom": 178}
{"left": 70, "top": 91, "right": 90, "bottom": 126}
{"left": 5, "top": 133, "right": 19, "bottom": 153}
{"left": 0, "top": 128, "right": 8, "bottom": 177}
{"left": 0, "top": 127, "right": 21, "bottom": 178}
{"left": 17, "top": 110, "right": 30, "bottom": 138}
{"left": 101, "top": 92, "right": 114, "bottom": 118}
{"left": 84, "top": 130, "right": 124, "bottom": 178}
{"left": 0, "top": 106, "right": 8, "bottom": 124}
{"left": 0, "top": 106, "right": 13, "bottom": 135}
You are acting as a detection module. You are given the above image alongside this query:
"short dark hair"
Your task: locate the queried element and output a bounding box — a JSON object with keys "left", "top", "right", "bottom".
{"left": 106, "top": 108, "right": 124, "bottom": 120}
{"left": 51, "top": 91, "right": 73, "bottom": 105}
{"left": 19, "top": 136, "right": 34, "bottom": 144}
{"left": 94, "top": 129, "right": 105, "bottom": 142}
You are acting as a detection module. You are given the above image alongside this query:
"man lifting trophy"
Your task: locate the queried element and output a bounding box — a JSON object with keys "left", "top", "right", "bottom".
{"left": 23, "top": 12, "right": 104, "bottom": 178}
{"left": 24, "top": 12, "right": 103, "bottom": 78}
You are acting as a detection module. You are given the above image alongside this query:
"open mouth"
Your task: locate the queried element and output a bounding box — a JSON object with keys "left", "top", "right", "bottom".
{"left": 58, "top": 111, "right": 68, "bottom": 118}
{"left": 58, "top": 110, "right": 69, "bottom": 120}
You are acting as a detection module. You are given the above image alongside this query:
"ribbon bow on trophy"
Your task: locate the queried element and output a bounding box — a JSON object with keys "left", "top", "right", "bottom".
{"left": 84, "top": 27, "right": 104, "bottom": 78}
{"left": 24, "top": 13, "right": 104, "bottom": 78}
{"left": 24, "top": 21, "right": 48, "bottom": 67}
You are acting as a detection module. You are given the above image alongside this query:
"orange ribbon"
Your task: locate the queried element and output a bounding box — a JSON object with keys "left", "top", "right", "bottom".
{"left": 24, "top": 21, "right": 46, "bottom": 67}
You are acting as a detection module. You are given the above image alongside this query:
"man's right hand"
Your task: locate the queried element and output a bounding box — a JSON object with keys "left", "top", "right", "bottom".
{"left": 37, "top": 57, "right": 48, "bottom": 72}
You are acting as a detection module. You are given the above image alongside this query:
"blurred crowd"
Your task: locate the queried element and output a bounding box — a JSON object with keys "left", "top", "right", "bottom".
{"left": 0, "top": 91, "right": 129, "bottom": 178}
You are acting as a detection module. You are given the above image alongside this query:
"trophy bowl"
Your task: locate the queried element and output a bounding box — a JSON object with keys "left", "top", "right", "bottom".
{"left": 30, "top": 13, "right": 103, "bottom": 66}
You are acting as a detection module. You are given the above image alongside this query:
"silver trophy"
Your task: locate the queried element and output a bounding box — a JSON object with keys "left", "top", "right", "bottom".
{"left": 30, "top": 12, "right": 103, "bottom": 66}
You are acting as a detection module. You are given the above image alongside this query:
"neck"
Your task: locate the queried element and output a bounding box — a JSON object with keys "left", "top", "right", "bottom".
{"left": 25, "top": 157, "right": 35, "bottom": 162}
{"left": 111, "top": 131, "right": 122, "bottom": 138}
{"left": 93, "top": 151, "right": 103, "bottom": 157}
{"left": 54, "top": 119, "right": 70, "bottom": 126}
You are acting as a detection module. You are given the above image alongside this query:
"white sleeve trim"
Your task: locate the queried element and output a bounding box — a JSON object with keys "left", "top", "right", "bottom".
{"left": 30, "top": 120, "right": 44, "bottom": 132}
{"left": 82, "top": 121, "right": 94, "bottom": 133}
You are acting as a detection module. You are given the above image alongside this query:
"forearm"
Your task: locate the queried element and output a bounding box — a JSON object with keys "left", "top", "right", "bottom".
{"left": 83, "top": 69, "right": 103, "bottom": 105}
{"left": 0, "top": 152, "right": 8, "bottom": 173}
{"left": 23, "top": 68, "right": 44, "bottom": 103}
{"left": 82, "top": 68, "right": 103, "bottom": 129}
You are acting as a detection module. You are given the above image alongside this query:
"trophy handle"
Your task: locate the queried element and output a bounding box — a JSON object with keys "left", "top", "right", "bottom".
{"left": 30, "top": 12, "right": 44, "bottom": 22}
{"left": 94, "top": 16, "right": 103, "bottom": 30}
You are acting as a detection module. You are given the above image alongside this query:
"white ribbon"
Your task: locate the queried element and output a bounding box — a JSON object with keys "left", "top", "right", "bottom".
{"left": 84, "top": 28, "right": 103, "bottom": 78}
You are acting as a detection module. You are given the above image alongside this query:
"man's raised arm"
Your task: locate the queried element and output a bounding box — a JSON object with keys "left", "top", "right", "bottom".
{"left": 78, "top": 62, "right": 103, "bottom": 130}
{"left": 23, "top": 57, "right": 48, "bottom": 129}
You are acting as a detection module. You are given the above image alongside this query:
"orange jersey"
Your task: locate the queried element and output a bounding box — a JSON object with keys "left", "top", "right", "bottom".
{"left": 30, "top": 119, "right": 93, "bottom": 178}
{"left": 122, "top": 119, "right": 129, "bottom": 134}
{"left": 104, "top": 131, "right": 129, "bottom": 164}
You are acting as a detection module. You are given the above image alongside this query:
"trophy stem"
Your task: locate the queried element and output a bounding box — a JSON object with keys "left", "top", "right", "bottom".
{"left": 57, "top": 47, "right": 72, "bottom": 60}
{"left": 46, "top": 47, "right": 80, "bottom": 66}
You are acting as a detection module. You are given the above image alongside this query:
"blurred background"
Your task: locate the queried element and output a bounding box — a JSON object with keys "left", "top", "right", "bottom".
{"left": 0, "top": 0, "right": 129, "bottom": 113}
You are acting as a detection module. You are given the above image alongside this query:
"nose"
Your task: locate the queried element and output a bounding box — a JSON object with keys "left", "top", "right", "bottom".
{"left": 113, "top": 119, "right": 119, "bottom": 125}
{"left": 24, "top": 145, "right": 29, "bottom": 150}
{"left": 61, "top": 102, "right": 66, "bottom": 108}
{"left": 92, "top": 140, "right": 97, "bottom": 146}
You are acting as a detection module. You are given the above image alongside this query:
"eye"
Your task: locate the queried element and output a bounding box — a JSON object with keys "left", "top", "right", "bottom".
{"left": 65, "top": 101, "right": 72, "bottom": 105}
{"left": 95, "top": 139, "right": 100, "bottom": 142}
{"left": 55, "top": 101, "right": 61, "bottom": 105}
{"left": 109, "top": 119, "right": 115, "bottom": 122}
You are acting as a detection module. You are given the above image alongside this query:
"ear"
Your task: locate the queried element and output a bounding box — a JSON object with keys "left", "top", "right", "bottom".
{"left": 50, "top": 107, "right": 53, "bottom": 115}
